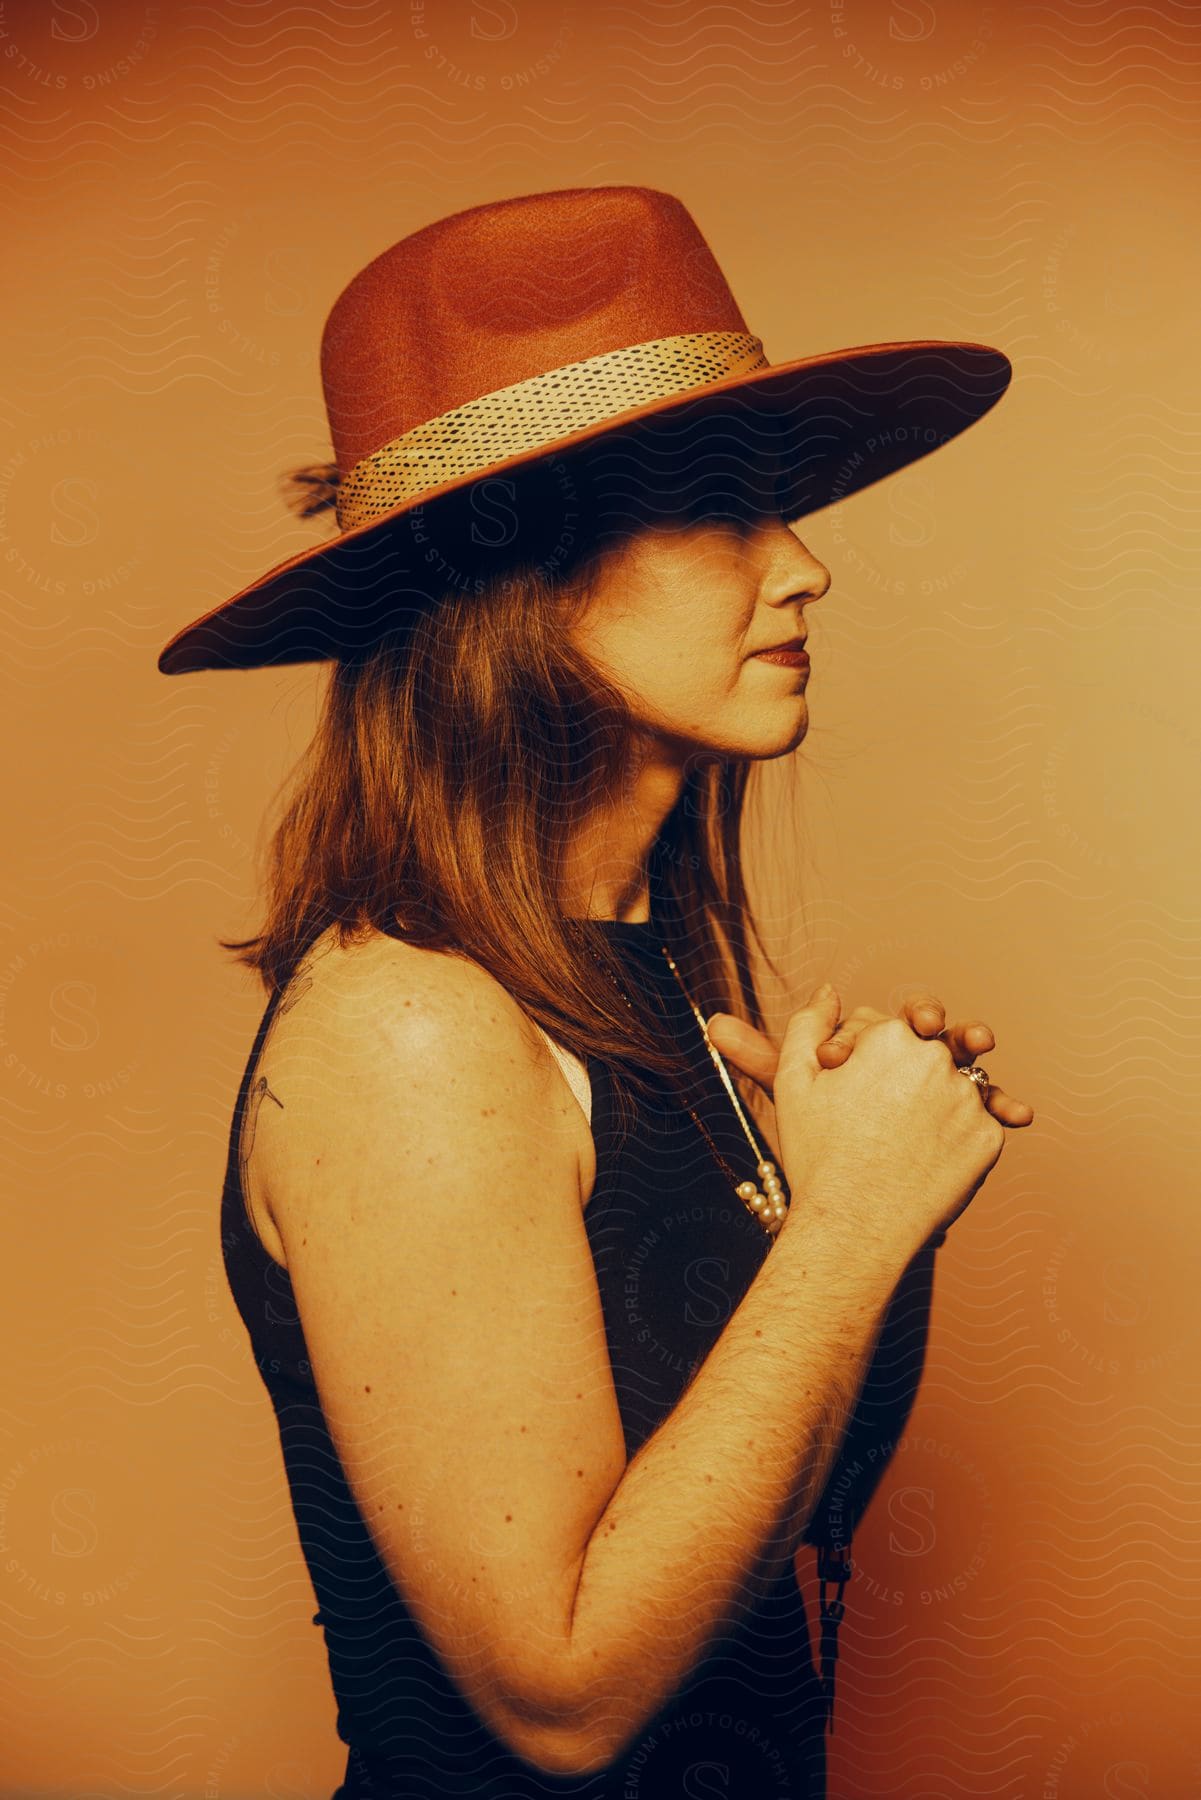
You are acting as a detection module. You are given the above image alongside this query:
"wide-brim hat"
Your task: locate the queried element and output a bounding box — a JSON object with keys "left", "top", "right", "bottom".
{"left": 157, "top": 185, "right": 1012, "bottom": 676}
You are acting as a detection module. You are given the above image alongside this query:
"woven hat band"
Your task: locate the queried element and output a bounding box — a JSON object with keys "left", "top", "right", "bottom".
{"left": 334, "top": 329, "right": 770, "bottom": 530}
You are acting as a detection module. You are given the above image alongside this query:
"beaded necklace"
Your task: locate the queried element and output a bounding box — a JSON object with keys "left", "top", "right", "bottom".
{"left": 586, "top": 934, "right": 790, "bottom": 1238}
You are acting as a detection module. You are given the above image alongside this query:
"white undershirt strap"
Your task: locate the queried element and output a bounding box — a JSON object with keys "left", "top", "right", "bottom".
{"left": 531, "top": 1022, "right": 592, "bottom": 1127}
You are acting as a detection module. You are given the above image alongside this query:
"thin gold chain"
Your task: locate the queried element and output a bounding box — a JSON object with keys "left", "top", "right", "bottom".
{"left": 658, "top": 946, "right": 778, "bottom": 1178}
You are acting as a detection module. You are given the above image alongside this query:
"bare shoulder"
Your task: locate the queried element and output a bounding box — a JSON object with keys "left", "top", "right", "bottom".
{"left": 263, "top": 922, "right": 556, "bottom": 1089}
{"left": 246, "top": 923, "right": 586, "bottom": 1243}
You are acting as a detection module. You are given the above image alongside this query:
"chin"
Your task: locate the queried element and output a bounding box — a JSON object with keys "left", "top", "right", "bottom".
{"left": 650, "top": 703, "right": 809, "bottom": 764}
{"left": 696, "top": 723, "right": 809, "bottom": 764}
{"left": 741, "top": 708, "right": 810, "bottom": 761}
{"left": 755, "top": 730, "right": 809, "bottom": 762}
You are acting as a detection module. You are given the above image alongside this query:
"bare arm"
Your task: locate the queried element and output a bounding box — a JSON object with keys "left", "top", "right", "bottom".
{"left": 558, "top": 1200, "right": 906, "bottom": 1772}
{"left": 800, "top": 1236, "right": 939, "bottom": 1557}
{"left": 725, "top": 1051, "right": 942, "bottom": 1566}
{"left": 256, "top": 934, "right": 915, "bottom": 1780}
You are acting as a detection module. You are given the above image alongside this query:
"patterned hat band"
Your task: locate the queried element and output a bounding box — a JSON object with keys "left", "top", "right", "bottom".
{"left": 334, "top": 329, "right": 770, "bottom": 531}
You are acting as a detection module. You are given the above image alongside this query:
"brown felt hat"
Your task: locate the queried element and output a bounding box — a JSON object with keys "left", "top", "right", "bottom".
{"left": 157, "top": 185, "right": 1012, "bottom": 676}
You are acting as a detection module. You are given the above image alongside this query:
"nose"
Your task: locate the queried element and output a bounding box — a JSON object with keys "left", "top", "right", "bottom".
{"left": 764, "top": 518, "right": 832, "bottom": 610}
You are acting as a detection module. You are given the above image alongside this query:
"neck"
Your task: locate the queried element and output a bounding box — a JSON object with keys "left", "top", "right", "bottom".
{"left": 560, "top": 736, "right": 688, "bottom": 923}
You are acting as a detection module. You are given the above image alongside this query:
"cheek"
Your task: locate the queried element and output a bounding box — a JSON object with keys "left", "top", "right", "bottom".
{"left": 645, "top": 656, "right": 750, "bottom": 735}
{"left": 598, "top": 613, "right": 718, "bottom": 685}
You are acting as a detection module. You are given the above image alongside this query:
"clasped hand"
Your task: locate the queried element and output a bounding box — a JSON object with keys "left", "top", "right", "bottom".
{"left": 706, "top": 989, "right": 1034, "bottom": 1130}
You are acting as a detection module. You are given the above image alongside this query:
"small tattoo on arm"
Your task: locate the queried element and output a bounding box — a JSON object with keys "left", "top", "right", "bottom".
{"left": 277, "top": 971, "right": 312, "bottom": 1018}
{"left": 237, "top": 948, "right": 320, "bottom": 1212}
{"left": 239, "top": 1074, "right": 284, "bottom": 1186}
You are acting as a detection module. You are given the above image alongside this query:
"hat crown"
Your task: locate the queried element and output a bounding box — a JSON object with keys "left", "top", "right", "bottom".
{"left": 319, "top": 186, "right": 751, "bottom": 476}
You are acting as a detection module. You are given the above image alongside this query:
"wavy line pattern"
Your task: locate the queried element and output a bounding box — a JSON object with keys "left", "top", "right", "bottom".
{"left": 1, "top": 0, "right": 1198, "bottom": 1793}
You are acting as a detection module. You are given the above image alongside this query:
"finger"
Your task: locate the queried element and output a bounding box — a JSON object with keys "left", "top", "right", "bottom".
{"left": 815, "top": 1030, "right": 855, "bottom": 1066}
{"left": 814, "top": 1009, "right": 882, "bottom": 1066}
{"left": 938, "top": 1019, "right": 997, "bottom": 1066}
{"left": 904, "top": 993, "right": 946, "bottom": 1036}
{"left": 978, "top": 1082, "right": 1034, "bottom": 1127}
{"left": 704, "top": 1013, "right": 781, "bottom": 1098}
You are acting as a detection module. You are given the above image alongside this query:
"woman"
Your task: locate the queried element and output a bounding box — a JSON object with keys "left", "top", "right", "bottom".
{"left": 160, "top": 187, "right": 1030, "bottom": 1798}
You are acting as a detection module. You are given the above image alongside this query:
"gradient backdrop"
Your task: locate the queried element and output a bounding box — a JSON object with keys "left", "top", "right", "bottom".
{"left": 2, "top": 1, "right": 1199, "bottom": 1794}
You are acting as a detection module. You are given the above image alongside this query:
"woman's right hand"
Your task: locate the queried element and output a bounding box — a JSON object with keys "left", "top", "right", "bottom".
{"left": 768, "top": 986, "right": 1006, "bottom": 1264}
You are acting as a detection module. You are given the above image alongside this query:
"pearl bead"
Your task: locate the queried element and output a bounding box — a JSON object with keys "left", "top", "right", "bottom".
{"left": 736, "top": 1180, "right": 758, "bottom": 1201}
{"left": 758, "top": 1161, "right": 776, "bottom": 1179}
{"left": 764, "top": 1175, "right": 782, "bottom": 1194}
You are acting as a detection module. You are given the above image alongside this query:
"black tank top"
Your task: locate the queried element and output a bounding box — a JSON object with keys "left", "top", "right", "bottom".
{"left": 220, "top": 919, "right": 830, "bottom": 1798}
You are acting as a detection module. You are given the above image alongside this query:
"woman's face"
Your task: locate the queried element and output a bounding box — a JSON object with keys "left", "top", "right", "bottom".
{"left": 568, "top": 431, "right": 832, "bottom": 766}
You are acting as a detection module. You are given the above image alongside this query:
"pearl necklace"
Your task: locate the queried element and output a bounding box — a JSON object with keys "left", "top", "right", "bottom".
{"left": 658, "top": 946, "right": 790, "bottom": 1238}
{"left": 585, "top": 933, "right": 791, "bottom": 1240}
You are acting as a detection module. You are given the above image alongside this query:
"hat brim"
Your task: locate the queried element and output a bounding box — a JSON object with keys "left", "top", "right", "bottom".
{"left": 157, "top": 338, "right": 1011, "bottom": 675}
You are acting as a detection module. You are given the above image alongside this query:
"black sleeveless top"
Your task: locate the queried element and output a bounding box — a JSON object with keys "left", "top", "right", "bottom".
{"left": 220, "top": 920, "right": 831, "bottom": 1798}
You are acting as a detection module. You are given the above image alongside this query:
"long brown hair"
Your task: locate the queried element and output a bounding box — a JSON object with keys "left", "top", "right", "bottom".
{"left": 223, "top": 409, "right": 792, "bottom": 1138}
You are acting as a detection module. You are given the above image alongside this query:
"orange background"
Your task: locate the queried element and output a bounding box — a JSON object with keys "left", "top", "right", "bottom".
{"left": 3, "top": 1, "right": 1199, "bottom": 1795}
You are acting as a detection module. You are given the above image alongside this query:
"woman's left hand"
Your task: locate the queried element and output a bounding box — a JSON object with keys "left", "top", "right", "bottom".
{"left": 706, "top": 992, "right": 1034, "bottom": 1129}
